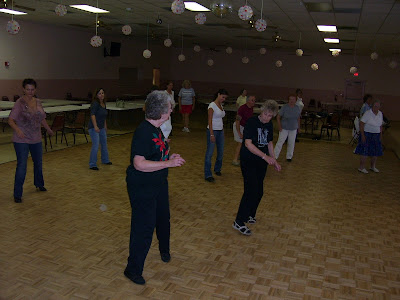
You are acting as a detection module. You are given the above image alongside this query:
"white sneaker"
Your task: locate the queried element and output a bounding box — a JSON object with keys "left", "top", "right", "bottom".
{"left": 370, "top": 167, "right": 380, "bottom": 173}
{"left": 185, "top": 128, "right": 190, "bottom": 132}
{"left": 182, "top": 127, "right": 187, "bottom": 132}
{"left": 358, "top": 168, "right": 368, "bottom": 174}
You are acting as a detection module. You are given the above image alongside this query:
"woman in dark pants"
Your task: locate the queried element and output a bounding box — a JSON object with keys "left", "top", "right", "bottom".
{"left": 233, "top": 100, "right": 281, "bottom": 236}
{"left": 125, "top": 91, "right": 186, "bottom": 285}
{"left": 8, "top": 78, "right": 53, "bottom": 203}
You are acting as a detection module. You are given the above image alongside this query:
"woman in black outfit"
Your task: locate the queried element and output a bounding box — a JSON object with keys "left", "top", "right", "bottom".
{"left": 124, "top": 91, "right": 186, "bottom": 285}
{"left": 233, "top": 100, "right": 281, "bottom": 236}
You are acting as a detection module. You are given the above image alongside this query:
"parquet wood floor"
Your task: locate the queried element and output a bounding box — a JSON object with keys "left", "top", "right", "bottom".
{"left": 1, "top": 125, "right": 399, "bottom": 299}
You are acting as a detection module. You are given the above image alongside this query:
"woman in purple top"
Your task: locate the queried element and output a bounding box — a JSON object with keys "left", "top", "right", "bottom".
{"left": 8, "top": 79, "right": 53, "bottom": 203}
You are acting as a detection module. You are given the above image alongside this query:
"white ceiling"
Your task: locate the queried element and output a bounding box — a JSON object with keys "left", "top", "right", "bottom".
{"left": 2, "top": 0, "right": 400, "bottom": 56}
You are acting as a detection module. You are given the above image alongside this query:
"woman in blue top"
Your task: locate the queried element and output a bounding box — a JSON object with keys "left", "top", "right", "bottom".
{"left": 88, "top": 88, "right": 112, "bottom": 170}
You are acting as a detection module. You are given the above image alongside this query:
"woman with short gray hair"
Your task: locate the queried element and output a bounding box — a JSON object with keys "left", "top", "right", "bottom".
{"left": 124, "top": 91, "right": 186, "bottom": 285}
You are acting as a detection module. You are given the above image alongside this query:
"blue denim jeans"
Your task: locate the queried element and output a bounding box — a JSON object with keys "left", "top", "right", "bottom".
{"left": 89, "top": 128, "right": 110, "bottom": 167}
{"left": 204, "top": 129, "right": 224, "bottom": 178}
{"left": 13, "top": 142, "right": 44, "bottom": 198}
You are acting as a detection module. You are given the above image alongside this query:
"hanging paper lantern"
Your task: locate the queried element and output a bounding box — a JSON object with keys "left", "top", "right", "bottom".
{"left": 296, "top": 49, "right": 303, "bottom": 56}
{"left": 242, "top": 56, "right": 249, "bottom": 64}
{"left": 55, "top": 4, "right": 67, "bottom": 16}
{"left": 171, "top": 0, "right": 185, "bottom": 14}
{"left": 389, "top": 61, "right": 398, "bottom": 69}
{"left": 195, "top": 13, "right": 206, "bottom": 24}
{"left": 311, "top": 63, "right": 319, "bottom": 71}
{"left": 207, "top": 59, "right": 214, "bottom": 66}
{"left": 164, "top": 38, "right": 172, "bottom": 47}
{"left": 370, "top": 52, "right": 378, "bottom": 60}
{"left": 238, "top": 5, "right": 253, "bottom": 21}
{"left": 350, "top": 66, "right": 357, "bottom": 74}
{"left": 194, "top": 45, "right": 201, "bottom": 52}
{"left": 226, "top": 46, "right": 233, "bottom": 54}
{"left": 143, "top": 49, "right": 151, "bottom": 59}
{"left": 255, "top": 19, "right": 267, "bottom": 32}
{"left": 275, "top": 60, "right": 283, "bottom": 68}
{"left": 90, "top": 35, "right": 102, "bottom": 47}
{"left": 6, "top": 20, "right": 20, "bottom": 35}
{"left": 178, "top": 54, "right": 186, "bottom": 61}
{"left": 259, "top": 48, "right": 266, "bottom": 55}
{"left": 210, "top": 0, "right": 233, "bottom": 18}
{"left": 332, "top": 50, "right": 340, "bottom": 57}
{"left": 122, "top": 25, "right": 132, "bottom": 35}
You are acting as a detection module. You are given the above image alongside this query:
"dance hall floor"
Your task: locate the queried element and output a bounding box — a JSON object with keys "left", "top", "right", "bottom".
{"left": 0, "top": 126, "right": 399, "bottom": 299}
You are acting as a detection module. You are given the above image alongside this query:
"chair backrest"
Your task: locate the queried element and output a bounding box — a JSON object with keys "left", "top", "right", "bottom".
{"left": 330, "top": 113, "right": 340, "bottom": 126}
{"left": 51, "top": 114, "right": 65, "bottom": 131}
{"left": 13, "top": 95, "right": 19, "bottom": 101}
{"left": 66, "top": 93, "right": 72, "bottom": 100}
{"left": 2, "top": 96, "right": 9, "bottom": 101}
{"left": 308, "top": 99, "right": 316, "bottom": 108}
{"left": 74, "top": 111, "right": 86, "bottom": 127}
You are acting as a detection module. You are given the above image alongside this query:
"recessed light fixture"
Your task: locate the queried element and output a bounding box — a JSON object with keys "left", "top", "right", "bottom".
{"left": 317, "top": 25, "right": 337, "bottom": 32}
{"left": 184, "top": 2, "right": 210, "bottom": 12}
{"left": 324, "top": 38, "right": 339, "bottom": 43}
{"left": 70, "top": 5, "right": 109, "bottom": 13}
{"left": 329, "top": 48, "right": 341, "bottom": 52}
{"left": 0, "top": 8, "right": 27, "bottom": 15}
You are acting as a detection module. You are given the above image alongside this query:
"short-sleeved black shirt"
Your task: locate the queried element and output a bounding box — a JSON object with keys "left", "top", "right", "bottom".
{"left": 88, "top": 101, "right": 108, "bottom": 129}
{"left": 240, "top": 116, "right": 273, "bottom": 162}
{"left": 126, "top": 120, "right": 170, "bottom": 185}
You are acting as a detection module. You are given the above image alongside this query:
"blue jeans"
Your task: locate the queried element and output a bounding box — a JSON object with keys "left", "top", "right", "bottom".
{"left": 204, "top": 129, "right": 224, "bottom": 178}
{"left": 13, "top": 142, "right": 44, "bottom": 198}
{"left": 89, "top": 128, "right": 110, "bottom": 167}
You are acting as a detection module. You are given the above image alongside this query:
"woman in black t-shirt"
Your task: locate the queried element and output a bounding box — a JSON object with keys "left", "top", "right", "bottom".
{"left": 124, "top": 91, "right": 186, "bottom": 285}
{"left": 233, "top": 100, "right": 281, "bottom": 236}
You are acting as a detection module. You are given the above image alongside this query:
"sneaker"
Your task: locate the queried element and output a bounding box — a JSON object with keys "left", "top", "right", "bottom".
{"left": 182, "top": 127, "right": 187, "bottom": 132}
{"left": 205, "top": 177, "right": 215, "bottom": 182}
{"left": 358, "top": 168, "right": 368, "bottom": 174}
{"left": 124, "top": 269, "right": 145, "bottom": 285}
{"left": 90, "top": 167, "right": 99, "bottom": 170}
{"left": 232, "top": 161, "right": 240, "bottom": 166}
{"left": 247, "top": 216, "right": 257, "bottom": 224}
{"left": 370, "top": 167, "right": 380, "bottom": 173}
{"left": 215, "top": 171, "right": 222, "bottom": 176}
{"left": 186, "top": 128, "right": 190, "bottom": 132}
{"left": 286, "top": 159, "right": 292, "bottom": 162}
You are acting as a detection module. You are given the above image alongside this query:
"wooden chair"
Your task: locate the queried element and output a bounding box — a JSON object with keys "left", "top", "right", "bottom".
{"left": 44, "top": 114, "right": 68, "bottom": 150}
{"left": 13, "top": 95, "right": 19, "bottom": 101}
{"left": 319, "top": 112, "right": 341, "bottom": 141}
{"left": 2, "top": 96, "right": 9, "bottom": 101}
{"left": 64, "top": 111, "right": 88, "bottom": 145}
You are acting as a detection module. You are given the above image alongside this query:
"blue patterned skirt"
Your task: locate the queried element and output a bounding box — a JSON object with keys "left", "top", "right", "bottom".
{"left": 354, "top": 132, "right": 383, "bottom": 157}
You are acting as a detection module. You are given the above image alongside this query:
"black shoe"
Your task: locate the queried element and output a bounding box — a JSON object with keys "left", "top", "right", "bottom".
{"left": 286, "top": 159, "right": 292, "bottom": 162}
{"left": 205, "top": 177, "right": 215, "bottom": 182}
{"left": 104, "top": 162, "right": 112, "bottom": 165}
{"left": 36, "top": 186, "right": 47, "bottom": 192}
{"left": 161, "top": 252, "right": 171, "bottom": 263}
{"left": 124, "top": 269, "right": 145, "bottom": 285}
{"left": 90, "top": 167, "right": 99, "bottom": 170}
{"left": 295, "top": 138, "right": 300, "bottom": 143}
{"left": 14, "top": 197, "right": 22, "bottom": 203}
{"left": 215, "top": 171, "right": 222, "bottom": 176}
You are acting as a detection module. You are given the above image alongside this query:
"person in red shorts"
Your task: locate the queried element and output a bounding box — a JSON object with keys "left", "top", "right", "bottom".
{"left": 178, "top": 80, "right": 195, "bottom": 132}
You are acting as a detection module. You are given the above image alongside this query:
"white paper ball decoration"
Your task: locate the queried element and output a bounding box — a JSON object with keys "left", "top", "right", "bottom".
{"left": 122, "top": 25, "right": 132, "bottom": 35}
{"left": 350, "top": 66, "right": 358, "bottom": 74}
{"left": 90, "top": 35, "right": 102, "bottom": 47}
{"left": 195, "top": 13, "right": 206, "bottom": 24}
{"left": 178, "top": 54, "right": 186, "bottom": 61}
{"left": 242, "top": 56, "right": 249, "bottom": 64}
{"left": 255, "top": 19, "right": 267, "bottom": 32}
{"left": 296, "top": 49, "right": 303, "bottom": 56}
{"left": 207, "top": 59, "right": 214, "bottom": 66}
{"left": 164, "top": 38, "right": 172, "bottom": 47}
{"left": 275, "top": 60, "right": 283, "bottom": 67}
{"left": 226, "top": 46, "right": 233, "bottom": 54}
{"left": 389, "top": 61, "right": 398, "bottom": 69}
{"left": 194, "top": 45, "right": 201, "bottom": 52}
{"left": 311, "top": 63, "right": 319, "bottom": 71}
{"left": 143, "top": 49, "right": 152, "bottom": 59}
{"left": 370, "top": 52, "right": 378, "bottom": 60}
{"left": 171, "top": 0, "right": 185, "bottom": 14}
{"left": 238, "top": 5, "right": 253, "bottom": 20}
{"left": 259, "top": 47, "right": 266, "bottom": 55}
{"left": 55, "top": 4, "right": 67, "bottom": 16}
{"left": 332, "top": 50, "right": 340, "bottom": 57}
{"left": 6, "top": 20, "right": 20, "bottom": 35}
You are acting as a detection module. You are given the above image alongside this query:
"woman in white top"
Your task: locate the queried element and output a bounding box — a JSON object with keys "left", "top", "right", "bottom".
{"left": 204, "top": 89, "right": 228, "bottom": 182}
{"left": 354, "top": 100, "right": 383, "bottom": 173}
{"left": 160, "top": 81, "right": 175, "bottom": 139}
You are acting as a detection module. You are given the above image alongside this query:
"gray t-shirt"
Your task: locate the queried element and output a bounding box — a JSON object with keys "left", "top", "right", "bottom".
{"left": 279, "top": 104, "right": 301, "bottom": 130}
{"left": 178, "top": 88, "right": 195, "bottom": 105}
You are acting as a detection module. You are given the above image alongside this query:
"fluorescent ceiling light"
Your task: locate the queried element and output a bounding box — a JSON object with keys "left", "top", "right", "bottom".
{"left": 0, "top": 8, "right": 27, "bottom": 15}
{"left": 324, "top": 38, "right": 339, "bottom": 43}
{"left": 184, "top": 2, "right": 210, "bottom": 11}
{"left": 317, "top": 25, "right": 337, "bottom": 32}
{"left": 70, "top": 5, "right": 109, "bottom": 13}
{"left": 329, "top": 48, "right": 341, "bottom": 52}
